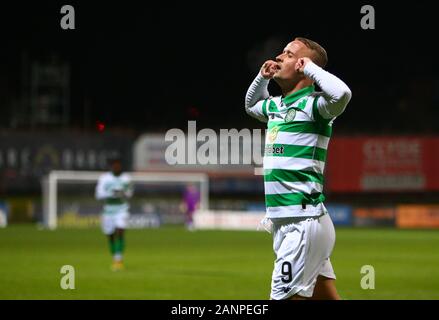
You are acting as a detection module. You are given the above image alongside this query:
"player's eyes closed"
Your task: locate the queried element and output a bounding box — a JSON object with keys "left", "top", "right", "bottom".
{"left": 282, "top": 51, "right": 294, "bottom": 58}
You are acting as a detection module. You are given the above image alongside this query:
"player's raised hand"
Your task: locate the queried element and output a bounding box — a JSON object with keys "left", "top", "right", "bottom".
{"left": 295, "top": 57, "right": 312, "bottom": 73}
{"left": 260, "top": 60, "right": 279, "bottom": 79}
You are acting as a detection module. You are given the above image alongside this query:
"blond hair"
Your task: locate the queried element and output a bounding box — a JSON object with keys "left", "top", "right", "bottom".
{"left": 295, "top": 37, "right": 328, "bottom": 68}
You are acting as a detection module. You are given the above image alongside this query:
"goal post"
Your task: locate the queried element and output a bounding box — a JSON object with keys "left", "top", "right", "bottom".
{"left": 42, "top": 170, "right": 209, "bottom": 229}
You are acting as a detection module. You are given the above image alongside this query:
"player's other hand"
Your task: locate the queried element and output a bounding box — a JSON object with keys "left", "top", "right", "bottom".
{"left": 112, "top": 190, "right": 126, "bottom": 199}
{"left": 295, "top": 57, "right": 312, "bottom": 73}
{"left": 260, "top": 60, "right": 279, "bottom": 79}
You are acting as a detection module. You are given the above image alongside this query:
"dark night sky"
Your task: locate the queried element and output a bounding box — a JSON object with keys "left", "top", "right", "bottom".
{"left": 0, "top": 1, "right": 437, "bottom": 133}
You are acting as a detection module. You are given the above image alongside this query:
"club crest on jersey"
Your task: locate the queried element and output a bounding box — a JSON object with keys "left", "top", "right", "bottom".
{"left": 268, "top": 126, "right": 280, "bottom": 143}
{"left": 284, "top": 108, "right": 296, "bottom": 122}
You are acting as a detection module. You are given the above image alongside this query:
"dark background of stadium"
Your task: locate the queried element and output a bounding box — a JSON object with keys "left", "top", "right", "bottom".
{"left": 1, "top": 1, "right": 437, "bottom": 134}
{"left": 1, "top": 2, "right": 438, "bottom": 300}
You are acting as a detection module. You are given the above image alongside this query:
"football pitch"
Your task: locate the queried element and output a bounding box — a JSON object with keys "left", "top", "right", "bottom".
{"left": 1, "top": 225, "right": 439, "bottom": 300}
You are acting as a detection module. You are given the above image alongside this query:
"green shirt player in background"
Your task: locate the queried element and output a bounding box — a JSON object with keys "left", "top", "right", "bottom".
{"left": 245, "top": 37, "right": 351, "bottom": 299}
{"left": 95, "top": 157, "right": 133, "bottom": 271}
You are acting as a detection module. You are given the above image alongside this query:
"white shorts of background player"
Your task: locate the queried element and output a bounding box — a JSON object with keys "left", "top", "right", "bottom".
{"left": 101, "top": 212, "right": 129, "bottom": 235}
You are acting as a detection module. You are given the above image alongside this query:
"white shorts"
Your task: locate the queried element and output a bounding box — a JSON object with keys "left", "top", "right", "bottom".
{"left": 270, "top": 213, "right": 336, "bottom": 300}
{"left": 101, "top": 212, "right": 129, "bottom": 235}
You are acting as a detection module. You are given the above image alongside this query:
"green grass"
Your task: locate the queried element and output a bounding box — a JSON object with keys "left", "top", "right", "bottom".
{"left": 1, "top": 225, "right": 439, "bottom": 299}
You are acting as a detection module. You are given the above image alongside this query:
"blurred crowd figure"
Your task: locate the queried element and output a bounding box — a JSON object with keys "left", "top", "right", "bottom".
{"left": 180, "top": 183, "right": 200, "bottom": 231}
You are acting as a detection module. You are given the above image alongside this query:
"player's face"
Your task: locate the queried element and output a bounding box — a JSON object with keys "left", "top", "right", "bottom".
{"left": 273, "top": 40, "right": 309, "bottom": 82}
{"left": 111, "top": 161, "right": 122, "bottom": 175}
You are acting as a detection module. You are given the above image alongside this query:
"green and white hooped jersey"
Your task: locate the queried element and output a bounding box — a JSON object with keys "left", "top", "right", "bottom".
{"left": 95, "top": 172, "right": 132, "bottom": 215}
{"left": 262, "top": 86, "right": 333, "bottom": 218}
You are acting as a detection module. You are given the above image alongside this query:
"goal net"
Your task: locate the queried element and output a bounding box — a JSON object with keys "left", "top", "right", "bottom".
{"left": 41, "top": 170, "right": 209, "bottom": 229}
